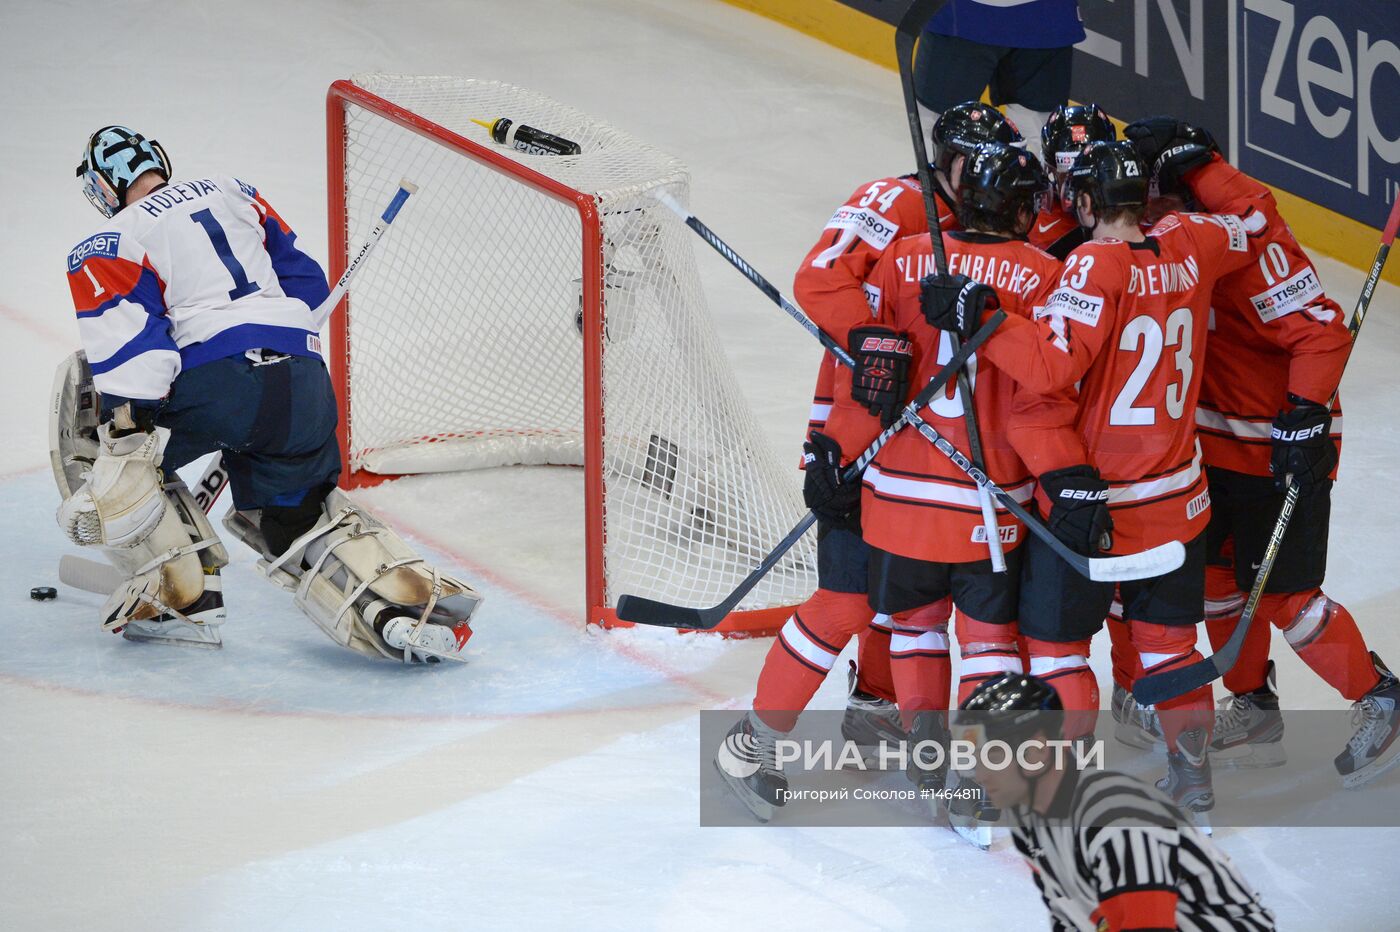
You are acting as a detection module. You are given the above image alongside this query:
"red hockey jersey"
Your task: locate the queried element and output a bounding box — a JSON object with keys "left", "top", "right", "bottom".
{"left": 797, "top": 176, "right": 957, "bottom": 455}
{"left": 987, "top": 212, "right": 1258, "bottom": 553}
{"left": 1027, "top": 200, "right": 1087, "bottom": 261}
{"left": 1184, "top": 155, "right": 1349, "bottom": 477}
{"left": 855, "top": 231, "right": 1062, "bottom": 563}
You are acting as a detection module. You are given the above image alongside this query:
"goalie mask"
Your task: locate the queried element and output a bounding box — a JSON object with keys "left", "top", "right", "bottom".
{"left": 77, "top": 125, "right": 172, "bottom": 218}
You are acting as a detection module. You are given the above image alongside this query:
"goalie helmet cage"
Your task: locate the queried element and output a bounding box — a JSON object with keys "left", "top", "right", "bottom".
{"left": 325, "top": 75, "right": 817, "bottom": 635}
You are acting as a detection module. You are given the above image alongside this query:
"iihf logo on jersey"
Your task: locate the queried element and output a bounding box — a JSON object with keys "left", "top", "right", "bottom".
{"left": 716, "top": 729, "right": 765, "bottom": 779}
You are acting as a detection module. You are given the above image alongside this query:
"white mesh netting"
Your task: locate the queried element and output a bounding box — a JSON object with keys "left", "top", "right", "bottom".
{"left": 337, "top": 74, "right": 816, "bottom": 612}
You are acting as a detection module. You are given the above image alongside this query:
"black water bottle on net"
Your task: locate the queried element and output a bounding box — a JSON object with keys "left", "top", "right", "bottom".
{"left": 472, "top": 117, "right": 582, "bottom": 156}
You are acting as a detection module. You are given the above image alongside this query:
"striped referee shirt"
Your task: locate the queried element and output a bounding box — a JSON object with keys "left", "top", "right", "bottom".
{"left": 1011, "top": 767, "right": 1275, "bottom": 931}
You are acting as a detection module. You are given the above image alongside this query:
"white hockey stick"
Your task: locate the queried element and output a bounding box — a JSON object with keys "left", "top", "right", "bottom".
{"left": 58, "top": 180, "right": 419, "bottom": 598}
{"left": 196, "top": 178, "right": 419, "bottom": 516}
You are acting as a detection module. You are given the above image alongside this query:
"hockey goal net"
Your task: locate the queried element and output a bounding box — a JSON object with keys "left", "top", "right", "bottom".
{"left": 326, "top": 74, "right": 816, "bottom": 634}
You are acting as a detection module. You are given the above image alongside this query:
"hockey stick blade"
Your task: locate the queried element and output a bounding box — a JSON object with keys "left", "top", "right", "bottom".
{"left": 59, "top": 554, "right": 123, "bottom": 596}
{"left": 615, "top": 513, "right": 819, "bottom": 629}
{"left": 614, "top": 312, "right": 1002, "bottom": 630}
{"left": 1084, "top": 540, "right": 1186, "bottom": 583}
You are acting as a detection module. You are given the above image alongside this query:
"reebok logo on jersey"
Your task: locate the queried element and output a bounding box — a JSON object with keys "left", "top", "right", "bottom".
{"left": 68, "top": 232, "right": 120, "bottom": 271}
{"left": 826, "top": 206, "right": 899, "bottom": 250}
{"left": 1041, "top": 288, "right": 1103, "bottom": 328}
{"left": 1251, "top": 266, "right": 1324, "bottom": 323}
{"left": 1272, "top": 422, "right": 1327, "bottom": 442}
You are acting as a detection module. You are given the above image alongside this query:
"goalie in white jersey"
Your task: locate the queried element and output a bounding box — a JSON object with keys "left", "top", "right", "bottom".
{"left": 54, "top": 125, "right": 482, "bottom": 663}
{"left": 959, "top": 674, "right": 1275, "bottom": 931}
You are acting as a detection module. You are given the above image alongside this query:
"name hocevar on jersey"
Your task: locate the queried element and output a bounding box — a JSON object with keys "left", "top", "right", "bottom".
{"left": 66, "top": 173, "right": 330, "bottom": 403}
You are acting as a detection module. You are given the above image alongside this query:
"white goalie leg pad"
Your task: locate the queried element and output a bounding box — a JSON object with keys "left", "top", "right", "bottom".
{"left": 260, "top": 489, "right": 483, "bottom": 664}
{"left": 99, "top": 480, "right": 229, "bottom": 646}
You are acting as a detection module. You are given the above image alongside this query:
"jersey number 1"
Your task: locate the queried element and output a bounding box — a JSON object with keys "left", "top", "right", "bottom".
{"left": 191, "top": 209, "right": 260, "bottom": 301}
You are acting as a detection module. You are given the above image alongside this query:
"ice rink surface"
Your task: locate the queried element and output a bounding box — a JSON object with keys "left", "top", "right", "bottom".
{"left": 3, "top": 1, "right": 1399, "bottom": 929}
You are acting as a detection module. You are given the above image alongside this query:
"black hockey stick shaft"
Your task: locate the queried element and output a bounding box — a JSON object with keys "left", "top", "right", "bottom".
{"left": 615, "top": 311, "right": 1003, "bottom": 629}
{"left": 1134, "top": 195, "right": 1400, "bottom": 706}
{"left": 893, "top": 0, "right": 1005, "bottom": 572}
{"left": 654, "top": 189, "right": 857, "bottom": 368}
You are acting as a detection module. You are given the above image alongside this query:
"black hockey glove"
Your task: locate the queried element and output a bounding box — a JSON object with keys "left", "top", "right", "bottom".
{"left": 1270, "top": 396, "right": 1337, "bottom": 493}
{"left": 802, "top": 432, "right": 861, "bottom": 527}
{"left": 1124, "top": 117, "right": 1218, "bottom": 191}
{"left": 920, "top": 272, "right": 1000, "bottom": 343}
{"left": 1039, "top": 465, "right": 1113, "bottom": 555}
{"left": 848, "top": 326, "right": 914, "bottom": 428}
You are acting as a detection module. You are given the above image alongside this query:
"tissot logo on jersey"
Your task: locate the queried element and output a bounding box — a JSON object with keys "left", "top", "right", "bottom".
{"left": 67, "top": 232, "right": 120, "bottom": 272}
{"left": 1251, "top": 266, "right": 1324, "bottom": 322}
{"left": 825, "top": 206, "right": 899, "bottom": 250}
{"left": 1039, "top": 287, "right": 1104, "bottom": 327}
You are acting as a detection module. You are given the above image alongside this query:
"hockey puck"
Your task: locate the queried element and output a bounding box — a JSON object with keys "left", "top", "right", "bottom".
{"left": 30, "top": 586, "right": 58, "bottom": 601}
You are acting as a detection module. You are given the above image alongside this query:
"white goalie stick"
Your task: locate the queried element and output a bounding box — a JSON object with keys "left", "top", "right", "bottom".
{"left": 59, "top": 179, "right": 419, "bottom": 598}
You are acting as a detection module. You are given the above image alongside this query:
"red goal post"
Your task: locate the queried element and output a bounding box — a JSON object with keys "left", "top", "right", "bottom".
{"left": 324, "top": 76, "right": 816, "bottom": 636}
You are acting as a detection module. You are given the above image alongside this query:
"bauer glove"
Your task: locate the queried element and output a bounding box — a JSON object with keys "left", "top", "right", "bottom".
{"left": 1039, "top": 465, "right": 1113, "bottom": 555}
{"left": 921, "top": 272, "right": 1000, "bottom": 343}
{"left": 848, "top": 326, "right": 914, "bottom": 428}
{"left": 802, "top": 432, "right": 861, "bottom": 527}
{"left": 1270, "top": 396, "right": 1337, "bottom": 493}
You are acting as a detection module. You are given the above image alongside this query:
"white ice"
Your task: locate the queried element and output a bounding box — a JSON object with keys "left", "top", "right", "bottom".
{"left": 2, "top": 1, "right": 1398, "bottom": 929}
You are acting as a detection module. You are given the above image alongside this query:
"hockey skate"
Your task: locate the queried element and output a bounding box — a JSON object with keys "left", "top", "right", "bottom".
{"left": 1211, "top": 660, "right": 1285, "bottom": 770}
{"left": 1336, "top": 653, "right": 1400, "bottom": 789}
{"left": 945, "top": 768, "right": 999, "bottom": 849}
{"left": 1158, "top": 727, "right": 1214, "bottom": 834}
{"left": 1111, "top": 683, "right": 1165, "bottom": 750}
{"left": 906, "top": 710, "right": 950, "bottom": 821}
{"left": 715, "top": 711, "right": 788, "bottom": 823}
{"left": 116, "top": 571, "right": 225, "bottom": 649}
{"left": 841, "top": 662, "right": 905, "bottom": 767}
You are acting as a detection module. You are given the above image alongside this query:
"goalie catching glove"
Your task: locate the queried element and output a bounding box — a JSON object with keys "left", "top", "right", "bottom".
{"left": 921, "top": 272, "right": 1001, "bottom": 343}
{"left": 1270, "top": 396, "right": 1337, "bottom": 493}
{"left": 802, "top": 432, "right": 861, "bottom": 528}
{"left": 848, "top": 326, "right": 913, "bottom": 428}
{"left": 1039, "top": 465, "right": 1113, "bottom": 555}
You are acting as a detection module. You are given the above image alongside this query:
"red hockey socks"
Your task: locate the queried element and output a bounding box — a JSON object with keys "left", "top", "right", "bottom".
{"left": 1026, "top": 637, "right": 1097, "bottom": 739}
{"left": 1204, "top": 563, "right": 1271, "bottom": 695}
{"left": 956, "top": 616, "right": 1023, "bottom": 706}
{"left": 1267, "top": 590, "right": 1380, "bottom": 701}
{"left": 1106, "top": 607, "right": 1141, "bottom": 693}
{"left": 855, "top": 614, "right": 896, "bottom": 702}
{"left": 1132, "top": 620, "right": 1211, "bottom": 750}
{"left": 889, "top": 600, "right": 953, "bottom": 729}
{"left": 753, "top": 589, "right": 871, "bottom": 732}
